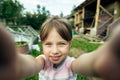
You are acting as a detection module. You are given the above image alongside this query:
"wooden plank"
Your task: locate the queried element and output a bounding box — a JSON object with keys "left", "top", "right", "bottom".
{"left": 82, "top": 7, "right": 85, "bottom": 28}
{"left": 99, "top": 5, "right": 113, "bottom": 17}
{"left": 94, "top": 0, "right": 101, "bottom": 28}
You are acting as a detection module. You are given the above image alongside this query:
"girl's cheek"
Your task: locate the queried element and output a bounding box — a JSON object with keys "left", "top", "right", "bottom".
{"left": 43, "top": 45, "right": 70, "bottom": 54}
{"left": 60, "top": 47, "right": 69, "bottom": 54}
{"left": 43, "top": 46, "right": 49, "bottom": 53}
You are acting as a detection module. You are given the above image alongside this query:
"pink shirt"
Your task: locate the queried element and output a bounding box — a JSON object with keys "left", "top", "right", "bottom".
{"left": 39, "top": 55, "right": 77, "bottom": 80}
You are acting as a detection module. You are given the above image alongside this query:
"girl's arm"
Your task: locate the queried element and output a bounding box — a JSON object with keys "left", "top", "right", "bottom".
{"left": 17, "top": 54, "right": 44, "bottom": 78}
{"left": 0, "top": 24, "right": 44, "bottom": 79}
{"left": 71, "top": 27, "right": 120, "bottom": 79}
{"left": 71, "top": 51, "right": 97, "bottom": 76}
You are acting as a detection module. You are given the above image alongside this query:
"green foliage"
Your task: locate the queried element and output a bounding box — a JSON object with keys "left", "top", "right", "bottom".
{"left": 77, "top": 75, "right": 87, "bottom": 80}
{"left": 30, "top": 49, "right": 40, "bottom": 57}
{"left": 69, "top": 19, "right": 75, "bottom": 29}
{"left": 21, "top": 74, "right": 39, "bottom": 80}
{"left": 60, "top": 12, "right": 64, "bottom": 18}
{"left": 19, "top": 5, "right": 50, "bottom": 29}
{"left": 0, "top": 0, "right": 24, "bottom": 25}
{"left": 0, "top": 0, "right": 50, "bottom": 29}
{"left": 30, "top": 42, "right": 42, "bottom": 57}
{"left": 70, "top": 5, "right": 76, "bottom": 15}
{"left": 16, "top": 41, "right": 28, "bottom": 46}
{"left": 19, "top": 7, "right": 49, "bottom": 29}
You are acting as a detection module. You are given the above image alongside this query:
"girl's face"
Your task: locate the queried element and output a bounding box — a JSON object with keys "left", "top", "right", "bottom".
{"left": 42, "top": 28, "right": 71, "bottom": 67}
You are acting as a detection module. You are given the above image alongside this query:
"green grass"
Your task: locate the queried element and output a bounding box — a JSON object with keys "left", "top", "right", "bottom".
{"left": 71, "top": 39, "right": 101, "bottom": 52}
{"left": 22, "top": 39, "right": 101, "bottom": 80}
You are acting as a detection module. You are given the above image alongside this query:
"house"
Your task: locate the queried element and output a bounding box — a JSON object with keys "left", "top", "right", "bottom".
{"left": 73, "top": 0, "right": 120, "bottom": 38}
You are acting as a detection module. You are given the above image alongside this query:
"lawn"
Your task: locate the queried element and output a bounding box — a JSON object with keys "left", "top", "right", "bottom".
{"left": 22, "top": 39, "right": 101, "bottom": 80}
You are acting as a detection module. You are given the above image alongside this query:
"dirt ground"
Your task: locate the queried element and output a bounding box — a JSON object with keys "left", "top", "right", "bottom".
{"left": 69, "top": 47, "right": 86, "bottom": 58}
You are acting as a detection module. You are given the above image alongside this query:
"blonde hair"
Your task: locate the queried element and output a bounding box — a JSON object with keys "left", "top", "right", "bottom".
{"left": 40, "top": 16, "right": 72, "bottom": 42}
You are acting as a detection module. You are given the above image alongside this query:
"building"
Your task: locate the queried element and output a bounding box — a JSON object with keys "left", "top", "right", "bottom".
{"left": 74, "top": 0, "right": 120, "bottom": 38}
{"left": 7, "top": 26, "right": 40, "bottom": 51}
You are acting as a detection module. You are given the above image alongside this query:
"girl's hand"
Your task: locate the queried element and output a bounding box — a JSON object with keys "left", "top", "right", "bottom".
{"left": 0, "top": 24, "right": 18, "bottom": 80}
{"left": 94, "top": 26, "right": 120, "bottom": 80}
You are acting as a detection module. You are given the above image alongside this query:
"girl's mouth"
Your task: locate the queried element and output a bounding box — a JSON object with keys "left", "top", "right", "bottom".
{"left": 51, "top": 56, "right": 60, "bottom": 61}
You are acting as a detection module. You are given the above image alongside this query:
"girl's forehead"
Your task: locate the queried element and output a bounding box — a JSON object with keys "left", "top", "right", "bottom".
{"left": 44, "top": 28, "right": 66, "bottom": 42}
{"left": 47, "top": 29, "right": 61, "bottom": 38}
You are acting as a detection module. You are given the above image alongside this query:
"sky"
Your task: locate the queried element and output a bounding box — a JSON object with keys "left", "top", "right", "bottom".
{"left": 18, "top": 0, "right": 85, "bottom": 16}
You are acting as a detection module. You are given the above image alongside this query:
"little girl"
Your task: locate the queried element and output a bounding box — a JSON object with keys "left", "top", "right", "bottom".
{"left": 36, "top": 16, "right": 77, "bottom": 79}
{"left": 0, "top": 16, "right": 120, "bottom": 80}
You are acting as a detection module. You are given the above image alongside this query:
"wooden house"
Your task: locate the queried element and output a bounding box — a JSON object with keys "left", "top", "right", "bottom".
{"left": 74, "top": 0, "right": 120, "bottom": 38}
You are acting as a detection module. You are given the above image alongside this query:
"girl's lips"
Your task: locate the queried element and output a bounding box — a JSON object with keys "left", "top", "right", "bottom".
{"left": 51, "top": 56, "right": 60, "bottom": 61}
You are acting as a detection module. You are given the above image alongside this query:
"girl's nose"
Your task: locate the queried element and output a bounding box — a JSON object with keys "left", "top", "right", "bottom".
{"left": 52, "top": 45, "right": 59, "bottom": 54}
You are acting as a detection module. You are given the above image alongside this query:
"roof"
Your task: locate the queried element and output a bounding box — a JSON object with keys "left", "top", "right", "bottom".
{"left": 6, "top": 26, "right": 40, "bottom": 50}
{"left": 74, "top": 0, "right": 96, "bottom": 11}
{"left": 74, "top": 0, "right": 116, "bottom": 11}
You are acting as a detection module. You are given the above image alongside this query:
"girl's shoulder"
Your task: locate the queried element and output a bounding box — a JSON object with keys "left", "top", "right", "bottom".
{"left": 64, "top": 56, "right": 76, "bottom": 67}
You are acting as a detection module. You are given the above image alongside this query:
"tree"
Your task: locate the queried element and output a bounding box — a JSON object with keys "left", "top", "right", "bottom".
{"left": 37, "top": 5, "right": 41, "bottom": 14}
{"left": 0, "top": 0, "right": 24, "bottom": 25}
{"left": 60, "top": 12, "right": 64, "bottom": 18}
{"left": 20, "top": 5, "right": 50, "bottom": 30}
{"left": 70, "top": 5, "right": 76, "bottom": 15}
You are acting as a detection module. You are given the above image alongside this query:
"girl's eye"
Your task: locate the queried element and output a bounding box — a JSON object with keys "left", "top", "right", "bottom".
{"left": 45, "top": 43, "right": 52, "bottom": 46}
{"left": 59, "top": 43, "right": 66, "bottom": 45}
